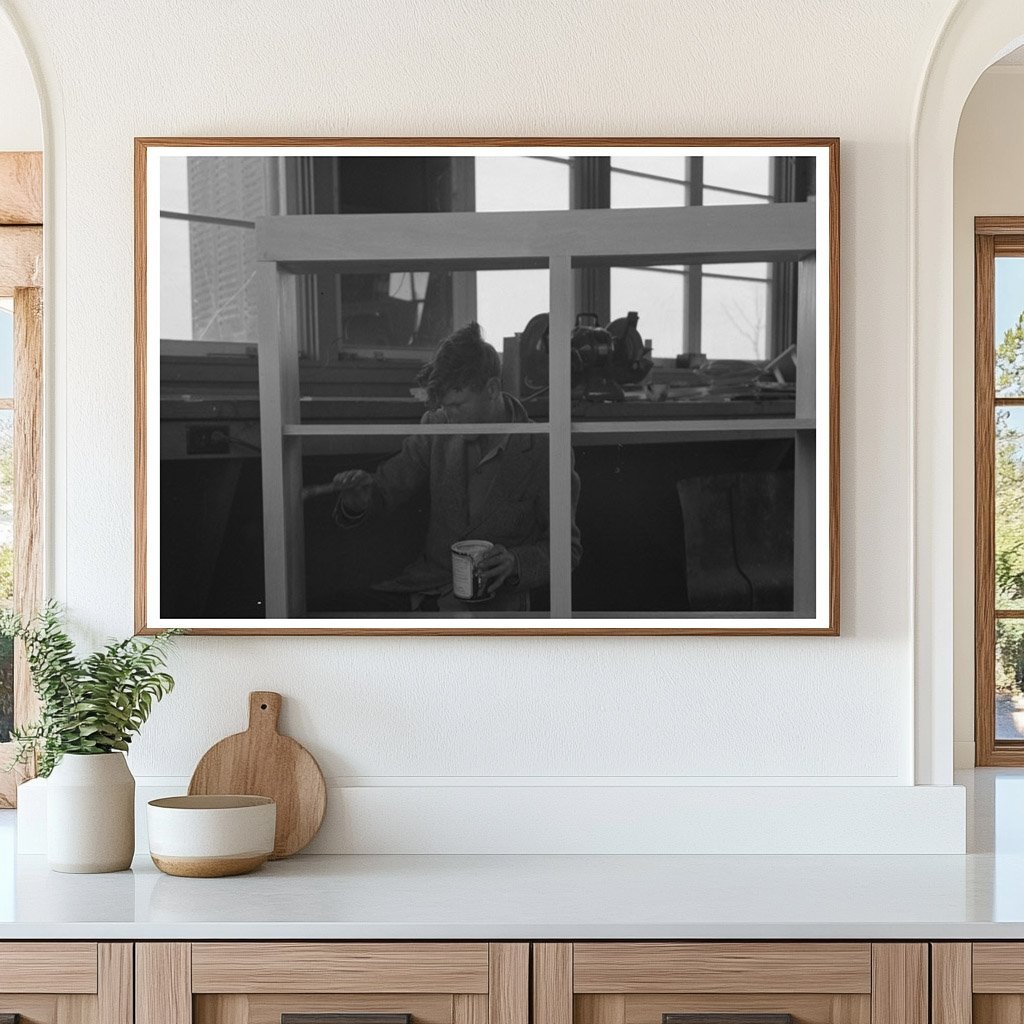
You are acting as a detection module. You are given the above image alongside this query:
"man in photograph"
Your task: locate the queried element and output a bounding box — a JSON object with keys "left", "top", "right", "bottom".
{"left": 330, "top": 322, "right": 581, "bottom": 613}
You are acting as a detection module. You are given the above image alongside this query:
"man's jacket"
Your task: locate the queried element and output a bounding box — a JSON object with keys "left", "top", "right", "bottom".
{"left": 339, "top": 394, "right": 581, "bottom": 608}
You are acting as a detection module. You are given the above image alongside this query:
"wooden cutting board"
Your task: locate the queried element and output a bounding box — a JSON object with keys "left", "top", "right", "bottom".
{"left": 188, "top": 691, "right": 327, "bottom": 860}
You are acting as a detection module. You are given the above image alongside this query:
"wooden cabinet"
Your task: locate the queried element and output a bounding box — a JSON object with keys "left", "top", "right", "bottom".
{"left": 136, "top": 942, "right": 528, "bottom": 1024}
{"left": 0, "top": 939, "right": 933, "bottom": 1024}
{"left": 932, "top": 943, "right": 1023, "bottom": 1024}
{"left": 532, "top": 944, "right": 928, "bottom": 1024}
{"left": 0, "top": 942, "right": 132, "bottom": 1023}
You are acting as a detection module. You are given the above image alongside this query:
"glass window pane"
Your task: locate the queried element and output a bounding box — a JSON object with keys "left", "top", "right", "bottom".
{"left": 703, "top": 154, "right": 771, "bottom": 205}
{"left": 610, "top": 157, "right": 688, "bottom": 208}
{"left": 610, "top": 268, "right": 684, "bottom": 360}
{"left": 997, "top": 620, "right": 1024, "bottom": 739}
{"left": 159, "top": 216, "right": 193, "bottom": 341}
{"left": 997, "top": 407, "right": 1024, "bottom": 609}
{"left": 0, "top": 630, "right": 11, "bottom": 743}
{"left": 570, "top": 437, "right": 797, "bottom": 615}
{"left": 0, "top": 410, "right": 12, "bottom": 743}
{"left": 186, "top": 221, "right": 259, "bottom": 343}
{"left": 996, "top": 256, "right": 1024, "bottom": 397}
{"left": 185, "top": 155, "right": 272, "bottom": 221}
{"left": 160, "top": 155, "right": 190, "bottom": 215}
{"left": 160, "top": 218, "right": 257, "bottom": 343}
{"left": 159, "top": 156, "right": 274, "bottom": 343}
{"left": 0, "top": 410, "right": 13, "bottom": 607}
{"left": 702, "top": 272, "right": 769, "bottom": 359}
{"left": 573, "top": 267, "right": 791, "bottom": 422}
{"left": 474, "top": 156, "right": 569, "bottom": 212}
{"left": 0, "top": 304, "right": 14, "bottom": 398}
{"left": 478, "top": 268, "right": 550, "bottom": 357}
{"left": 277, "top": 268, "right": 550, "bottom": 425}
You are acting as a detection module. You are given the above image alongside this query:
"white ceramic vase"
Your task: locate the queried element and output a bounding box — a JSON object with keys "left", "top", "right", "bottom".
{"left": 46, "top": 752, "right": 135, "bottom": 873}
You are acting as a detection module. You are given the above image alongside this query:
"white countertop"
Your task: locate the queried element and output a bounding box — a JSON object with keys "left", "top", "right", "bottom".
{"left": 3, "top": 847, "right": 1024, "bottom": 940}
{"left": 1, "top": 769, "right": 1022, "bottom": 941}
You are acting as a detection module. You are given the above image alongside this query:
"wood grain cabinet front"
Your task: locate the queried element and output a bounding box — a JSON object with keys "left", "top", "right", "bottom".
{"left": 533, "top": 944, "right": 929, "bottom": 1024}
{"left": 136, "top": 943, "right": 529, "bottom": 1024}
{"left": 932, "top": 943, "right": 1024, "bottom": 1024}
{"left": 0, "top": 942, "right": 132, "bottom": 1024}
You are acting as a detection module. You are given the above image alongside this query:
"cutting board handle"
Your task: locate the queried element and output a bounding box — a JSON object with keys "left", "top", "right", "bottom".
{"left": 248, "top": 691, "right": 282, "bottom": 734}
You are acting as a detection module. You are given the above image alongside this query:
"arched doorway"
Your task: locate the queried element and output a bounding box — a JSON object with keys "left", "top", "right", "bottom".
{"left": 913, "top": 0, "right": 1024, "bottom": 784}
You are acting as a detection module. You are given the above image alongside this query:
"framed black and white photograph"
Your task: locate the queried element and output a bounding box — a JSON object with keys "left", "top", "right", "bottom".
{"left": 135, "top": 138, "right": 839, "bottom": 635}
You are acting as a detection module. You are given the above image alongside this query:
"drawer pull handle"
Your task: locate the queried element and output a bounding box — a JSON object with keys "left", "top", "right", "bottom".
{"left": 283, "top": 1015, "right": 412, "bottom": 1024}
{"left": 664, "top": 1016, "right": 794, "bottom": 1024}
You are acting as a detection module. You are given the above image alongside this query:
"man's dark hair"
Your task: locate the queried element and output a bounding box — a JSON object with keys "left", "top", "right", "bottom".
{"left": 416, "top": 322, "right": 501, "bottom": 405}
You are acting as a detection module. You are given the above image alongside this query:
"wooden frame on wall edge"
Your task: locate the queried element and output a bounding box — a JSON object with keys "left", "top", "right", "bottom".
{"left": 0, "top": 151, "right": 44, "bottom": 806}
{"left": 134, "top": 137, "right": 840, "bottom": 637}
{"left": 975, "top": 216, "right": 1024, "bottom": 765}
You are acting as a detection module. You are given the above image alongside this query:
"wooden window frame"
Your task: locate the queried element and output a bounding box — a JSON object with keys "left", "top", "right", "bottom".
{"left": 0, "top": 151, "right": 43, "bottom": 807}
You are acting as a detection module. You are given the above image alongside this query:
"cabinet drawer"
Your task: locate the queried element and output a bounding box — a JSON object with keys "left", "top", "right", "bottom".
{"left": 0, "top": 942, "right": 98, "bottom": 993}
{"left": 191, "top": 943, "right": 491, "bottom": 993}
{"left": 139, "top": 942, "right": 528, "bottom": 1024}
{"left": 535, "top": 944, "right": 925, "bottom": 1024}
{"left": 572, "top": 944, "right": 872, "bottom": 994}
{"left": 0, "top": 942, "right": 130, "bottom": 1024}
{"left": 974, "top": 943, "right": 1024, "bottom": 992}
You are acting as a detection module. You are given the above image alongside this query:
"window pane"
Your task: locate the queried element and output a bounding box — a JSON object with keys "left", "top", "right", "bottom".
{"left": 159, "top": 156, "right": 274, "bottom": 343}
{"left": 284, "top": 268, "right": 549, "bottom": 425}
{"left": 160, "top": 155, "right": 190, "bottom": 215}
{"left": 478, "top": 268, "right": 551, "bottom": 362}
{"left": 0, "top": 305, "right": 14, "bottom": 398}
{"left": 161, "top": 221, "right": 260, "bottom": 344}
{"left": 996, "top": 256, "right": 1024, "bottom": 397}
{"left": 702, "top": 271, "right": 770, "bottom": 359}
{"left": 997, "top": 620, "right": 1024, "bottom": 740}
{"left": 0, "top": 631, "right": 11, "bottom": 743}
{"left": 610, "top": 268, "right": 684, "bottom": 360}
{"left": 0, "top": 410, "right": 13, "bottom": 607}
{"left": 572, "top": 267, "right": 791, "bottom": 422}
{"left": 997, "top": 407, "right": 1024, "bottom": 609}
{"left": 474, "top": 156, "right": 569, "bottom": 212}
{"left": 610, "top": 157, "right": 688, "bottom": 208}
{"left": 0, "top": 410, "right": 12, "bottom": 743}
{"left": 703, "top": 155, "right": 771, "bottom": 205}
{"left": 184, "top": 155, "right": 272, "bottom": 220}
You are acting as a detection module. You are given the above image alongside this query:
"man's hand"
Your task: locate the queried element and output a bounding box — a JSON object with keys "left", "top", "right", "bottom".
{"left": 475, "top": 544, "right": 519, "bottom": 594}
{"left": 332, "top": 469, "right": 374, "bottom": 515}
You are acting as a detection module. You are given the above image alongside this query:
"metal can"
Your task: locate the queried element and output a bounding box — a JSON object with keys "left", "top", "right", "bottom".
{"left": 451, "top": 540, "right": 494, "bottom": 601}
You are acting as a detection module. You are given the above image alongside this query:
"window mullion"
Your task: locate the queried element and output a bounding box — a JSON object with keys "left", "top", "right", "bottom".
{"left": 548, "top": 256, "right": 574, "bottom": 619}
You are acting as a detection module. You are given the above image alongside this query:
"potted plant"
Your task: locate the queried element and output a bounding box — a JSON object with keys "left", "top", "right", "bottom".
{"left": 2, "top": 603, "right": 180, "bottom": 873}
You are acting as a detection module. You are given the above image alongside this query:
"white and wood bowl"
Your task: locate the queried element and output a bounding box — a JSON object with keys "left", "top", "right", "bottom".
{"left": 147, "top": 795, "right": 276, "bottom": 878}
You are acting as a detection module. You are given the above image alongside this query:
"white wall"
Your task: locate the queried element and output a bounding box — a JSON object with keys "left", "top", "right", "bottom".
{"left": 953, "top": 66, "right": 1024, "bottom": 767}
{"left": 0, "top": 0, "right": 975, "bottom": 852}
{"left": 0, "top": 9, "right": 39, "bottom": 152}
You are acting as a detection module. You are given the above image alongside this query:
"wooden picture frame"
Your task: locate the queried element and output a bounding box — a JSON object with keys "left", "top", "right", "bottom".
{"left": 135, "top": 138, "right": 839, "bottom": 635}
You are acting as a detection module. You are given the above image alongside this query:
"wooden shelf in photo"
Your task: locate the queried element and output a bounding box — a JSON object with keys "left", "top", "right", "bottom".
{"left": 260, "top": 202, "right": 816, "bottom": 272}
{"left": 283, "top": 422, "right": 548, "bottom": 436}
